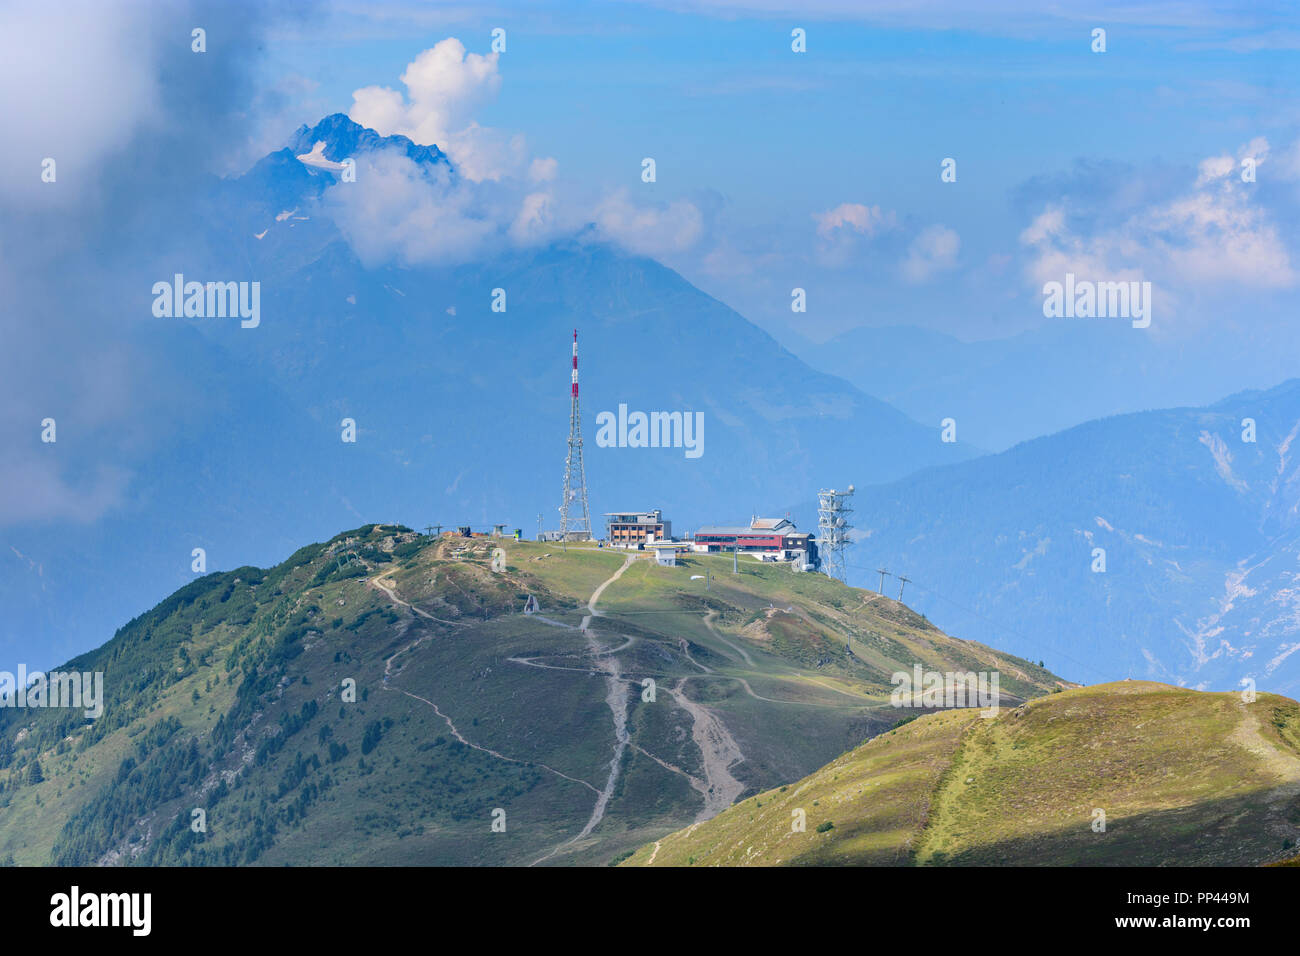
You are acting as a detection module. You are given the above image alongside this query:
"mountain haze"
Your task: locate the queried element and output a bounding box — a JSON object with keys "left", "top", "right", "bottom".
{"left": 4, "top": 115, "right": 973, "bottom": 671}
{"left": 852, "top": 378, "right": 1300, "bottom": 695}
{"left": 800, "top": 318, "right": 1300, "bottom": 453}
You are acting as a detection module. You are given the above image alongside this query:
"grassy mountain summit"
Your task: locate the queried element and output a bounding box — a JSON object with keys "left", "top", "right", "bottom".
{"left": 622, "top": 681, "right": 1300, "bottom": 867}
{"left": 0, "top": 525, "right": 1060, "bottom": 866}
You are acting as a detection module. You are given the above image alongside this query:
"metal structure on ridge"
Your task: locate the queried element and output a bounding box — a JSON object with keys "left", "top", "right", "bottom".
{"left": 817, "top": 485, "right": 854, "bottom": 583}
{"left": 559, "top": 329, "right": 592, "bottom": 541}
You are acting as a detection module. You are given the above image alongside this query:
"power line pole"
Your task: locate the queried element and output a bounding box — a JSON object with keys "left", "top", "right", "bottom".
{"left": 897, "top": 575, "right": 911, "bottom": 603}
{"left": 876, "top": 567, "right": 889, "bottom": 594}
{"left": 733, "top": 544, "right": 739, "bottom": 574}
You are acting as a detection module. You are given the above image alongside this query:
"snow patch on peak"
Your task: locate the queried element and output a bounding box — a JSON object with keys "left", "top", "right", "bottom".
{"left": 297, "top": 140, "right": 347, "bottom": 172}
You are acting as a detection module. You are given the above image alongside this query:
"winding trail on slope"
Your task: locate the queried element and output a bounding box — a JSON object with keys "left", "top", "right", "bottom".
{"left": 703, "top": 609, "right": 753, "bottom": 666}
{"left": 370, "top": 572, "right": 600, "bottom": 796}
{"left": 700, "top": 607, "right": 878, "bottom": 704}
{"left": 678, "top": 638, "right": 713, "bottom": 674}
{"left": 396, "top": 688, "right": 599, "bottom": 794}
{"left": 1230, "top": 698, "right": 1300, "bottom": 810}
{"left": 531, "top": 556, "right": 636, "bottom": 865}
{"left": 631, "top": 743, "right": 708, "bottom": 795}
{"left": 370, "top": 574, "right": 470, "bottom": 627}
{"left": 517, "top": 556, "right": 790, "bottom": 852}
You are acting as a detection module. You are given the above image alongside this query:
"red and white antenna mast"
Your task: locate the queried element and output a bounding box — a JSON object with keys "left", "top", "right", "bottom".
{"left": 559, "top": 328, "right": 592, "bottom": 541}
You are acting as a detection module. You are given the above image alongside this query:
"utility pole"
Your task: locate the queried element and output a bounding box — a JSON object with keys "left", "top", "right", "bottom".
{"left": 897, "top": 575, "right": 911, "bottom": 603}
{"left": 537, "top": 513, "right": 543, "bottom": 542}
{"left": 707, "top": 568, "right": 711, "bottom": 591}
{"left": 876, "top": 567, "right": 889, "bottom": 594}
{"left": 733, "top": 545, "right": 739, "bottom": 574}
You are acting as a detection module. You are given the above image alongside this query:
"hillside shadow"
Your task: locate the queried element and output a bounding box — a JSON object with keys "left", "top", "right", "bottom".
{"left": 922, "top": 783, "right": 1300, "bottom": 867}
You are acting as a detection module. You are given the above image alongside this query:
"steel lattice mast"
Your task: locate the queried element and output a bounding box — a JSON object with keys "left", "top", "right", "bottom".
{"left": 817, "top": 485, "right": 854, "bottom": 583}
{"left": 559, "top": 329, "right": 592, "bottom": 540}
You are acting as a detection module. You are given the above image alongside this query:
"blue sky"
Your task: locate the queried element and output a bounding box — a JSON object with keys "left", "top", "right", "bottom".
{"left": 226, "top": 0, "right": 1300, "bottom": 346}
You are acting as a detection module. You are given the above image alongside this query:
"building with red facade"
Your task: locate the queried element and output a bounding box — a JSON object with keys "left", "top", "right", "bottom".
{"left": 692, "top": 516, "right": 816, "bottom": 566}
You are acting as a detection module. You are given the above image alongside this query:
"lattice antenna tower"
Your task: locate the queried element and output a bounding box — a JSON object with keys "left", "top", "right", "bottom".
{"left": 817, "top": 485, "right": 855, "bottom": 583}
{"left": 559, "top": 329, "right": 592, "bottom": 541}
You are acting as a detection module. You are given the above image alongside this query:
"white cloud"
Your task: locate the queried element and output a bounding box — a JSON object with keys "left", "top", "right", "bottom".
{"left": 593, "top": 189, "right": 705, "bottom": 257}
{"left": 529, "top": 157, "right": 559, "bottom": 183}
{"left": 1019, "top": 205, "right": 1123, "bottom": 287}
{"left": 510, "top": 191, "right": 560, "bottom": 244}
{"left": 442, "top": 124, "right": 529, "bottom": 183}
{"left": 323, "top": 150, "right": 497, "bottom": 266}
{"left": 329, "top": 36, "right": 571, "bottom": 263}
{"left": 351, "top": 38, "right": 500, "bottom": 143}
{"left": 809, "top": 202, "right": 899, "bottom": 267}
{"left": 1195, "top": 154, "right": 1237, "bottom": 187}
{"left": 323, "top": 148, "right": 568, "bottom": 266}
{"left": 902, "top": 225, "right": 960, "bottom": 282}
{"left": 1020, "top": 137, "right": 1294, "bottom": 296}
{"left": 0, "top": 0, "right": 161, "bottom": 207}
{"left": 1146, "top": 190, "right": 1292, "bottom": 287}
{"left": 1196, "top": 136, "right": 1268, "bottom": 187}
{"left": 349, "top": 38, "right": 530, "bottom": 183}
{"left": 813, "top": 202, "right": 896, "bottom": 239}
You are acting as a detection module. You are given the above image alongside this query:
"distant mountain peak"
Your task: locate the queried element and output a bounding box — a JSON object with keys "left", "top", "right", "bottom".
{"left": 285, "top": 113, "right": 450, "bottom": 172}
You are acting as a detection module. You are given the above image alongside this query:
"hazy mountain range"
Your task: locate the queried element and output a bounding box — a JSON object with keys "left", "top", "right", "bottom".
{"left": 2, "top": 115, "right": 973, "bottom": 670}
{"left": 7, "top": 113, "right": 1300, "bottom": 699}
{"left": 850, "top": 379, "right": 1300, "bottom": 695}
{"left": 796, "top": 322, "right": 1300, "bottom": 453}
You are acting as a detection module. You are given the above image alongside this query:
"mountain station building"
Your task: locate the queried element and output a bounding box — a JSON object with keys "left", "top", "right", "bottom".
{"left": 692, "top": 516, "right": 816, "bottom": 566}
{"left": 604, "top": 510, "right": 673, "bottom": 548}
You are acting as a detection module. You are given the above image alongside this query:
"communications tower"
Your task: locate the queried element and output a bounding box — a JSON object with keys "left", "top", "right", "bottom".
{"left": 559, "top": 329, "right": 592, "bottom": 540}
{"left": 817, "top": 485, "right": 854, "bottom": 583}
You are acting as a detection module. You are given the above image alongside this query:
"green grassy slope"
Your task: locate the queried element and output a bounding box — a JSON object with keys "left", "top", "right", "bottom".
{"left": 0, "top": 526, "right": 1064, "bottom": 866}
{"left": 623, "top": 681, "right": 1300, "bottom": 867}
